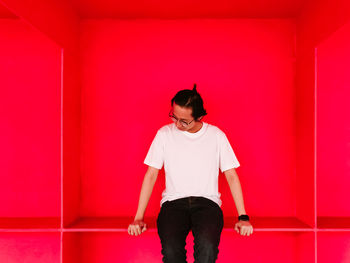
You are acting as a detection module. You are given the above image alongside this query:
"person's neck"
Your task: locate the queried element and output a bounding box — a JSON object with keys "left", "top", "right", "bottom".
{"left": 186, "top": 121, "right": 203, "bottom": 133}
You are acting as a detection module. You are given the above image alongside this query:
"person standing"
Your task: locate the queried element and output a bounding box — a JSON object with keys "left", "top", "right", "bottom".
{"left": 128, "top": 84, "right": 253, "bottom": 262}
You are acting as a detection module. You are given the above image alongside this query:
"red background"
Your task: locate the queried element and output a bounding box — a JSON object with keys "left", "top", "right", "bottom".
{"left": 0, "top": 0, "right": 350, "bottom": 262}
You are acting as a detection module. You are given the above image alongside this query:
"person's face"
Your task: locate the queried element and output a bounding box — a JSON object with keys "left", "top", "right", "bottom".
{"left": 170, "top": 103, "right": 196, "bottom": 131}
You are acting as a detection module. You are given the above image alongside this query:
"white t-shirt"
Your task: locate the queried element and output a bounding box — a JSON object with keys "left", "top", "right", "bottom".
{"left": 143, "top": 121, "right": 240, "bottom": 207}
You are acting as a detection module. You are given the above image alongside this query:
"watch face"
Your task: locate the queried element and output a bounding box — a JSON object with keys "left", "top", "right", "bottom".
{"left": 238, "top": 215, "right": 249, "bottom": 221}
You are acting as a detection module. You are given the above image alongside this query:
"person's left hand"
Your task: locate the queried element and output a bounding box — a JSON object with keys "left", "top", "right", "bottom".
{"left": 234, "top": 220, "right": 253, "bottom": 236}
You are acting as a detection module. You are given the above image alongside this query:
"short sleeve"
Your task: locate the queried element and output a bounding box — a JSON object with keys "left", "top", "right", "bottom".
{"left": 219, "top": 132, "right": 240, "bottom": 173}
{"left": 144, "top": 130, "right": 164, "bottom": 170}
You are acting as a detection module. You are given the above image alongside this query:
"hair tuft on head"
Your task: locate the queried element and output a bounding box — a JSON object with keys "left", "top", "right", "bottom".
{"left": 193, "top": 83, "right": 197, "bottom": 93}
{"left": 170, "top": 83, "right": 207, "bottom": 121}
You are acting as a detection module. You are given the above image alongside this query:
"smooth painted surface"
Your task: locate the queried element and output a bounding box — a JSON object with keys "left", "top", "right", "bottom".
{"left": 0, "top": 19, "right": 61, "bottom": 218}
{"left": 317, "top": 21, "right": 350, "bottom": 217}
{"left": 0, "top": 233, "right": 60, "bottom": 262}
{"left": 0, "top": 0, "right": 79, "bottom": 52}
{"left": 78, "top": 19, "right": 297, "bottom": 219}
{"left": 296, "top": 0, "right": 350, "bottom": 228}
{"left": 62, "top": 49, "right": 82, "bottom": 229}
{"left": 63, "top": 231, "right": 315, "bottom": 263}
{"left": 70, "top": 0, "right": 305, "bottom": 18}
{"left": 1, "top": 0, "right": 350, "bottom": 262}
{"left": 318, "top": 232, "right": 350, "bottom": 263}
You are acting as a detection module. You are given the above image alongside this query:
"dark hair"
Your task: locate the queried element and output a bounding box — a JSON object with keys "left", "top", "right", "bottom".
{"left": 171, "top": 83, "right": 208, "bottom": 121}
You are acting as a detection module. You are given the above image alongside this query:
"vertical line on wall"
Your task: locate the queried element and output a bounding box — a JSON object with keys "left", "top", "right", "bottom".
{"left": 60, "top": 47, "right": 64, "bottom": 263}
{"left": 314, "top": 46, "right": 318, "bottom": 263}
{"left": 293, "top": 23, "right": 297, "bottom": 218}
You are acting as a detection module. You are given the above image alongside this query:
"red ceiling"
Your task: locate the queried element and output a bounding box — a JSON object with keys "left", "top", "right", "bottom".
{"left": 70, "top": 0, "right": 307, "bottom": 19}
{"left": 0, "top": 3, "right": 17, "bottom": 18}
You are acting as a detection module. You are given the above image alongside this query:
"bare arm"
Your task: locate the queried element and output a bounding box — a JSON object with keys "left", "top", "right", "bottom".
{"left": 223, "top": 168, "right": 247, "bottom": 216}
{"left": 224, "top": 167, "right": 253, "bottom": 236}
{"left": 134, "top": 165, "right": 160, "bottom": 221}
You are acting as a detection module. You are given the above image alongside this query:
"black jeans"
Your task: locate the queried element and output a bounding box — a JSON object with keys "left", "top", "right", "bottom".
{"left": 156, "top": 196, "right": 224, "bottom": 263}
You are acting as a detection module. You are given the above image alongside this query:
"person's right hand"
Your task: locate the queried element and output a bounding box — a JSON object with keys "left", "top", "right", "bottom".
{"left": 128, "top": 219, "right": 147, "bottom": 236}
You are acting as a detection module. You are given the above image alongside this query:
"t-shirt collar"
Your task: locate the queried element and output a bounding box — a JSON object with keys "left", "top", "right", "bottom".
{"left": 175, "top": 121, "right": 207, "bottom": 138}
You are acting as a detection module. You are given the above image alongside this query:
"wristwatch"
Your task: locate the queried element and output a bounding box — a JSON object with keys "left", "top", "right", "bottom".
{"left": 238, "top": 214, "right": 250, "bottom": 221}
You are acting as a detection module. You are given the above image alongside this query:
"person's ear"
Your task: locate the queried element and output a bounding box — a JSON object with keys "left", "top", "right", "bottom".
{"left": 197, "top": 116, "right": 203, "bottom": 121}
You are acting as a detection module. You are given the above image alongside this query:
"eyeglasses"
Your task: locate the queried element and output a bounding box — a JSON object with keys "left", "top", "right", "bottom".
{"left": 168, "top": 109, "right": 195, "bottom": 128}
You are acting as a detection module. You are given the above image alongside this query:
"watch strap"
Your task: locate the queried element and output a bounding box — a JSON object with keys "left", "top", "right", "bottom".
{"left": 238, "top": 214, "right": 250, "bottom": 221}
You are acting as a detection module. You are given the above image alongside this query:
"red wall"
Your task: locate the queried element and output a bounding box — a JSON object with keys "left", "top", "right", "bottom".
{"left": 1, "top": 0, "right": 350, "bottom": 261}
{"left": 0, "top": 0, "right": 79, "bottom": 52}
{"left": 63, "top": 231, "right": 314, "bottom": 263}
{"left": 0, "top": 232, "right": 60, "bottom": 263}
{"left": 62, "top": 49, "right": 82, "bottom": 228}
{"left": 316, "top": 21, "right": 350, "bottom": 216}
{"left": 0, "top": 19, "right": 61, "bottom": 217}
{"left": 78, "top": 19, "right": 297, "bottom": 218}
{"left": 296, "top": 0, "right": 350, "bottom": 226}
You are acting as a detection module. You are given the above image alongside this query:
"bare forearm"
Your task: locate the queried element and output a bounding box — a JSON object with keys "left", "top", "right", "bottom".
{"left": 227, "top": 176, "right": 247, "bottom": 216}
{"left": 134, "top": 175, "right": 157, "bottom": 220}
